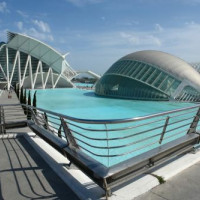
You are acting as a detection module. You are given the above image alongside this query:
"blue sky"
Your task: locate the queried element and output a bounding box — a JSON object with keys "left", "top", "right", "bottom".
{"left": 0, "top": 0, "right": 200, "bottom": 74}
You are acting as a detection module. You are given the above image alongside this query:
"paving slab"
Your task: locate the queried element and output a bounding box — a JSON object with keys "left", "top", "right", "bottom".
{"left": 135, "top": 161, "right": 200, "bottom": 200}
{"left": 0, "top": 135, "right": 79, "bottom": 200}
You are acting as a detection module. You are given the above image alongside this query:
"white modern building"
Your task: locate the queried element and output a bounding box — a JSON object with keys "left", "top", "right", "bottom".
{"left": 95, "top": 50, "right": 200, "bottom": 102}
{"left": 0, "top": 31, "right": 77, "bottom": 90}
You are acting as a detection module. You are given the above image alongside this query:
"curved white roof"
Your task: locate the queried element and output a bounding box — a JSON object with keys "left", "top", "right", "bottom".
{"left": 120, "top": 50, "right": 200, "bottom": 89}
{"left": 6, "top": 31, "right": 76, "bottom": 75}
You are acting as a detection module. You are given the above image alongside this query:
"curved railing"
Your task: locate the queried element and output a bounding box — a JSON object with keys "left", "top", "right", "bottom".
{"left": 19, "top": 103, "right": 200, "bottom": 167}
{"left": 1, "top": 103, "right": 200, "bottom": 196}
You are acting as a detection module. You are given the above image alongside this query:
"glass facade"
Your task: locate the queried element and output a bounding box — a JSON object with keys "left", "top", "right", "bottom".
{"left": 95, "top": 59, "right": 181, "bottom": 101}
{"left": 175, "top": 86, "right": 200, "bottom": 102}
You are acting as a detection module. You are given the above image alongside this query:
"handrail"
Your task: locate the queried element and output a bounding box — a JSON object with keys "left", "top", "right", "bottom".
{"left": 1, "top": 103, "right": 199, "bottom": 124}
{"left": 1, "top": 103, "right": 200, "bottom": 159}
{"left": 1, "top": 102, "right": 200, "bottom": 196}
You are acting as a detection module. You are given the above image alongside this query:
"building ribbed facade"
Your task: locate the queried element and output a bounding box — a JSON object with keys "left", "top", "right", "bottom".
{"left": 0, "top": 32, "right": 77, "bottom": 89}
{"left": 95, "top": 50, "right": 200, "bottom": 102}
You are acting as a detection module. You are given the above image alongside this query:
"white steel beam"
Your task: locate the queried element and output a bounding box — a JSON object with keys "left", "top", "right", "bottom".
{"left": 9, "top": 51, "right": 19, "bottom": 87}
{"left": 44, "top": 68, "right": 51, "bottom": 88}
{"left": 33, "top": 60, "right": 41, "bottom": 88}
{"left": 18, "top": 51, "right": 22, "bottom": 88}
{"left": 0, "top": 63, "right": 7, "bottom": 81}
{"left": 29, "top": 56, "right": 33, "bottom": 89}
{"left": 6, "top": 47, "right": 10, "bottom": 90}
{"left": 40, "top": 62, "right": 44, "bottom": 89}
{"left": 21, "top": 55, "right": 30, "bottom": 86}
{"left": 53, "top": 74, "right": 61, "bottom": 88}
{"left": 51, "top": 68, "right": 54, "bottom": 88}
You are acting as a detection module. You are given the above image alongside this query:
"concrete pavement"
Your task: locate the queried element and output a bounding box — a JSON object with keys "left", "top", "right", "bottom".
{"left": 0, "top": 90, "right": 79, "bottom": 200}
{"left": 135, "top": 152, "right": 200, "bottom": 200}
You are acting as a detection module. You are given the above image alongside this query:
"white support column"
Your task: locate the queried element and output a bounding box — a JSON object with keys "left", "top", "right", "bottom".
{"left": 40, "top": 62, "right": 44, "bottom": 89}
{"left": 6, "top": 47, "right": 10, "bottom": 90}
{"left": 53, "top": 74, "right": 61, "bottom": 88}
{"left": 0, "top": 63, "right": 7, "bottom": 81}
{"left": 33, "top": 60, "right": 41, "bottom": 88}
{"left": 51, "top": 68, "right": 54, "bottom": 88}
{"left": 44, "top": 68, "right": 51, "bottom": 88}
{"left": 21, "top": 55, "right": 30, "bottom": 86}
{"left": 9, "top": 51, "right": 19, "bottom": 87}
{"left": 18, "top": 51, "right": 22, "bottom": 88}
{"left": 29, "top": 56, "right": 33, "bottom": 89}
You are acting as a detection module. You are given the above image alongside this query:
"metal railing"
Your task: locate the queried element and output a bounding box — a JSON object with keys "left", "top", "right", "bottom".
{"left": 22, "top": 104, "right": 199, "bottom": 166}
{"left": 0, "top": 103, "right": 200, "bottom": 196}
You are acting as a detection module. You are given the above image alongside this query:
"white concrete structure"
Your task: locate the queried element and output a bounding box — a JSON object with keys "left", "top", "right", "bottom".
{"left": 0, "top": 31, "right": 77, "bottom": 89}
{"left": 96, "top": 50, "right": 200, "bottom": 102}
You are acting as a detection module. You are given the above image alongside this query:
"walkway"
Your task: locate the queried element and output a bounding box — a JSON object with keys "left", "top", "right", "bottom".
{"left": 0, "top": 91, "right": 79, "bottom": 200}
{"left": 135, "top": 159, "right": 200, "bottom": 200}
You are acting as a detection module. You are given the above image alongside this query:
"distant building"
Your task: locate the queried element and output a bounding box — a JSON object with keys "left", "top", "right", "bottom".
{"left": 0, "top": 31, "right": 77, "bottom": 89}
{"left": 95, "top": 50, "right": 200, "bottom": 102}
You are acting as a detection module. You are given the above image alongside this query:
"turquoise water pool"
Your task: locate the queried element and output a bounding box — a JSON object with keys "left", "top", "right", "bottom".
{"left": 32, "top": 88, "right": 197, "bottom": 166}
{"left": 34, "top": 88, "right": 194, "bottom": 120}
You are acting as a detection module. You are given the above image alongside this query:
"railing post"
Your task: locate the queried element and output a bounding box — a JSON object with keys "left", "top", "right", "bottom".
{"left": 60, "top": 117, "right": 79, "bottom": 149}
{"left": 27, "top": 105, "right": 32, "bottom": 120}
{"left": 30, "top": 108, "right": 39, "bottom": 125}
{"left": 159, "top": 116, "right": 170, "bottom": 144}
{"left": 187, "top": 106, "right": 200, "bottom": 134}
{"left": 105, "top": 124, "right": 110, "bottom": 167}
{"left": 0, "top": 106, "right": 2, "bottom": 134}
{"left": 0, "top": 106, "right": 6, "bottom": 135}
{"left": 43, "top": 112, "right": 49, "bottom": 130}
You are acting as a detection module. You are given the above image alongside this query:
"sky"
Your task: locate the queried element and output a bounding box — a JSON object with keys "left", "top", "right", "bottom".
{"left": 0, "top": 0, "right": 200, "bottom": 75}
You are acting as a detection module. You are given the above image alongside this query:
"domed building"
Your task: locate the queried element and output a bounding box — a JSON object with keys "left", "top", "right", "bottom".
{"left": 95, "top": 50, "right": 200, "bottom": 101}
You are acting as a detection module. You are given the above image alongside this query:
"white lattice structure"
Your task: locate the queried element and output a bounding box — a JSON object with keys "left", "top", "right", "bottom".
{"left": 191, "top": 62, "right": 200, "bottom": 73}
{"left": 0, "top": 31, "right": 77, "bottom": 89}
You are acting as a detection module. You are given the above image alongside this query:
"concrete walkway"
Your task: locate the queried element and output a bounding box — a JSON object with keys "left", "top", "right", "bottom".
{"left": 0, "top": 91, "right": 79, "bottom": 200}
{"left": 0, "top": 134, "right": 79, "bottom": 200}
{"left": 135, "top": 159, "right": 200, "bottom": 200}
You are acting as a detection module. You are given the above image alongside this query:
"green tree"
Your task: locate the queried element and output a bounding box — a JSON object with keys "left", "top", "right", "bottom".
{"left": 33, "top": 91, "right": 37, "bottom": 113}
{"left": 20, "top": 86, "right": 24, "bottom": 103}
{"left": 27, "top": 91, "right": 32, "bottom": 120}
{"left": 23, "top": 89, "right": 27, "bottom": 115}
{"left": 16, "top": 86, "right": 20, "bottom": 98}
{"left": 28, "top": 91, "right": 31, "bottom": 106}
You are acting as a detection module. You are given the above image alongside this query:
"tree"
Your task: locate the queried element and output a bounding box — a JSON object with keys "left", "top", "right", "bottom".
{"left": 28, "top": 91, "right": 31, "bottom": 106}
{"left": 20, "top": 86, "right": 24, "bottom": 103}
{"left": 16, "top": 86, "right": 20, "bottom": 98}
{"left": 27, "top": 91, "right": 32, "bottom": 120}
{"left": 33, "top": 91, "right": 37, "bottom": 107}
{"left": 33, "top": 91, "right": 37, "bottom": 113}
{"left": 23, "top": 89, "right": 27, "bottom": 115}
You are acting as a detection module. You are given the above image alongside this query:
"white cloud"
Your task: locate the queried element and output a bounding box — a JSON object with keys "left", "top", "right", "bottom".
{"left": 65, "top": 0, "right": 104, "bottom": 6}
{"left": 58, "top": 21, "right": 200, "bottom": 73}
{"left": 16, "top": 21, "right": 23, "bottom": 31}
{"left": 15, "top": 19, "right": 54, "bottom": 42}
{"left": 26, "top": 27, "right": 54, "bottom": 41}
{"left": 155, "top": 23, "right": 164, "bottom": 32}
{"left": 0, "top": 29, "right": 7, "bottom": 41}
{"left": 120, "top": 31, "right": 161, "bottom": 46}
{"left": 0, "top": 1, "right": 9, "bottom": 13}
{"left": 17, "top": 10, "right": 28, "bottom": 18}
{"left": 33, "top": 20, "right": 50, "bottom": 33}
